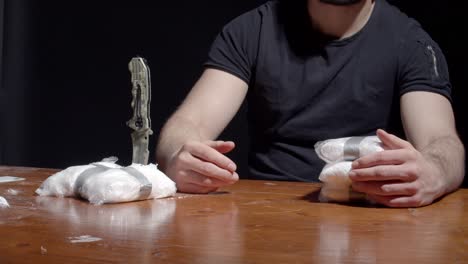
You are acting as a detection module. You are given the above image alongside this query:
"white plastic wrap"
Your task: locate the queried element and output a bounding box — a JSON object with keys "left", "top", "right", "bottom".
{"left": 315, "top": 136, "right": 384, "bottom": 163}
{"left": 0, "top": 196, "right": 9, "bottom": 208}
{"left": 315, "top": 136, "right": 384, "bottom": 203}
{"left": 318, "top": 162, "right": 366, "bottom": 202}
{"left": 318, "top": 162, "right": 353, "bottom": 187}
{"left": 35, "top": 159, "right": 176, "bottom": 205}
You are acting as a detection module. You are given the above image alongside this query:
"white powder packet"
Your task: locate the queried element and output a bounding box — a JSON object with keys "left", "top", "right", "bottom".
{"left": 36, "top": 158, "right": 176, "bottom": 205}
{"left": 315, "top": 136, "right": 384, "bottom": 203}
{"left": 318, "top": 162, "right": 366, "bottom": 202}
{"left": 315, "top": 136, "right": 384, "bottom": 163}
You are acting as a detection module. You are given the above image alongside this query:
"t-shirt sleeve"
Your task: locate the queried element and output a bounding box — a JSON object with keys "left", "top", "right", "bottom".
{"left": 397, "top": 22, "right": 452, "bottom": 101}
{"left": 204, "top": 9, "right": 262, "bottom": 84}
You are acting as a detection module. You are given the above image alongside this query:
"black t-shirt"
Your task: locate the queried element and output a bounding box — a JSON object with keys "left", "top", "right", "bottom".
{"left": 204, "top": 0, "right": 452, "bottom": 182}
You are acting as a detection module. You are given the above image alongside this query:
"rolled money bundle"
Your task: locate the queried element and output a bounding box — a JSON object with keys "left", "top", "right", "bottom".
{"left": 36, "top": 158, "right": 176, "bottom": 205}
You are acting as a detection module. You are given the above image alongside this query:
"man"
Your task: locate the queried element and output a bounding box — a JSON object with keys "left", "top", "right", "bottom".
{"left": 156, "top": 0, "right": 465, "bottom": 207}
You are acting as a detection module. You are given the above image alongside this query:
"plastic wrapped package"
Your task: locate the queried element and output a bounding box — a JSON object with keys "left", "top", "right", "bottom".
{"left": 35, "top": 159, "right": 121, "bottom": 198}
{"left": 36, "top": 158, "right": 176, "bottom": 205}
{"left": 319, "top": 186, "right": 366, "bottom": 203}
{"left": 315, "top": 136, "right": 384, "bottom": 203}
{"left": 318, "top": 162, "right": 353, "bottom": 187}
{"left": 315, "top": 136, "right": 384, "bottom": 163}
{"left": 318, "top": 162, "right": 366, "bottom": 202}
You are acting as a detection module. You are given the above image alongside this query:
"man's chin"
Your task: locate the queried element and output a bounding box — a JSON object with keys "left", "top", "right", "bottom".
{"left": 319, "top": 0, "right": 364, "bottom": 6}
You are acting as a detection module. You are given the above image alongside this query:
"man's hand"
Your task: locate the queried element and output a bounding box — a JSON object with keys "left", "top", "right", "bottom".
{"left": 165, "top": 140, "right": 239, "bottom": 194}
{"left": 349, "top": 129, "right": 447, "bottom": 207}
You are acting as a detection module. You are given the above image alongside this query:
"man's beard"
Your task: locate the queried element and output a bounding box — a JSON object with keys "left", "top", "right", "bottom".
{"left": 319, "top": 0, "right": 364, "bottom": 5}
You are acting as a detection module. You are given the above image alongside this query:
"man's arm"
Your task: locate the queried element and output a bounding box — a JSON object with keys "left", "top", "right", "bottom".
{"left": 350, "top": 91, "right": 465, "bottom": 207}
{"left": 401, "top": 91, "right": 465, "bottom": 193}
{"left": 156, "top": 68, "right": 248, "bottom": 194}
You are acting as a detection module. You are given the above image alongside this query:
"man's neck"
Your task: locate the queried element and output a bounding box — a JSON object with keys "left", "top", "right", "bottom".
{"left": 307, "top": 0, "right": 375, "bottom": 40}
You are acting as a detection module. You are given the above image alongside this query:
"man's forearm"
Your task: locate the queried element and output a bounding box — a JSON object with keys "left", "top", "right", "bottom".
{"left": 421, "top": 134, "right": 465, "bottom": 194}
{"left": 156, "top": 114, "right": 203, "bottom": 171}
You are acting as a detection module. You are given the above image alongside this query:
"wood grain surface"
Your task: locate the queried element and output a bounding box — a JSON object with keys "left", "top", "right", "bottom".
{"left": 0, "top": 166, "right": 467, "bottom": 263}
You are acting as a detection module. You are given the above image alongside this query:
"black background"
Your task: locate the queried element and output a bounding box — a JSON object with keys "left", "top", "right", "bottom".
{"left": 1, "top": 1, "right": 466, "bottom": 186}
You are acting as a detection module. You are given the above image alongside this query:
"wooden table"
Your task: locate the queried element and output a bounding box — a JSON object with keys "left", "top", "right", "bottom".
{"left": 0, "top": 166, "right": 467, "bottom": 263}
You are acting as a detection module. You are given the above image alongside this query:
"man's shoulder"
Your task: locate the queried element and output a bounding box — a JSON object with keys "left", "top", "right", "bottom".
{"left": 223, "top": 1, "right": 279, "bottom": 29}
{"left": 379, "top": 0, "right": 430, "bottom": 41}
{"left": 246, "top": 0, "right": 279, "bottom": 16}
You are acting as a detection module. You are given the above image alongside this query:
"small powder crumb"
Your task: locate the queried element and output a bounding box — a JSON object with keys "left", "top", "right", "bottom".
{"left": 7, "top": 189, "right": 20, "bottom": 195}
{"left": 0, "top": 196, "right": 9, "bottom": 208}
{"left": 41, "top": 246, "right": 47, "bottom": 255}
{"left": 0, "top": 176, "right": 25, "bottom": 183}
{"left": 69, "top": 235, "right": 103, "bottom": 243}
{"left": 408, "top": 208, "right": 420, "bottom": 216}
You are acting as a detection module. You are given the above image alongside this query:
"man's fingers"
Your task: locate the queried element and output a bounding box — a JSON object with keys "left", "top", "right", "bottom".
{"left": 367, "top": 194, "right": 425, "bottom": 208}
{"left": 366, "top": 194, "right": 397, "bottom": 207}
{"left": 352, "top": 149, "right": 409, "bottom": 169}
{"left": 387, "top": 196, "right": 425, "bottom": 208}
{"left": 205, "top": 140, "right": 236, "bottom": 154}
{"left": 349, "top": 164, "right": 418, "bottom": 182}
{"left": 184, "top": 141, "right": 237, "bottom": 172}
{"left": 184, "top": 170, "right": 235, "bottom": 187}
{"left": 351, "top": 181, "right": 418, "bottom": 196}
{"left": 180, "top": 152, "right": 238, "bottom": 183}
{"left": 377, "top": 129, "right": 412, "bottom": 150}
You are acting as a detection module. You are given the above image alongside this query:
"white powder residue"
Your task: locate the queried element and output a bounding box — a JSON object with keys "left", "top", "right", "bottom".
{"left": 0, "top": 176, "right": 25, "bottom": 183}
{"left": 0, "top": 196, "right": 9, "bottom": 208}
{"left": 69, "top": 235, "right": 103, "bottom": 243}
{"left": 7, "top": 189, "right": 20, "bottom": 195}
